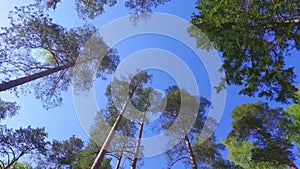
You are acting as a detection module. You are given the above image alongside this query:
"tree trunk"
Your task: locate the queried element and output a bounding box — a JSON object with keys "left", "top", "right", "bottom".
{"left": 0, "top": 63, "right": 74, "bottom": 92}
{"left": 91, "top": 74, "right": 148, "bottom": 169}
{"left": 131, "top": 112, "right": 146, "bottom": 169}
{"left": 288, "top": 161, "right": 298, "bottom": 169}
{"left": 115, "top": 141, "right": 126, "bottom": 169}
{"left": 91, "top": 101, "right": 129, "bottom": 169}
{"left": 184, "top": 135, "right": 197, "bottom": 169}
{"left": 115, "top": 155, "right": 123, "bottom": 169}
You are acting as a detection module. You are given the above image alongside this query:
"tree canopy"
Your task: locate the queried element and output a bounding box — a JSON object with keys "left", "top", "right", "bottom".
{"left": 0, "top": 126, "right": 48, "bottom": 169}
{"left": 283, "top": 86, "right": 300, "bottom": 151}
{"left": 0, "top": 99, "right": 20, "bottom": 120}
{"left": 190, "top": 0, "right": 300, "bottom": 103}
{"left": 36, "top": 0, "right": 171, "bottom": 20}
{"left": 225, "top": 102, "right": 299, "bottom": 169}
{"left": 160, "top": 86, "right": 231, "bottom": 169}
{"left": 0, "top": 4, "right": 119, "bottom": 109}
{"left": 1, "top": 0, "right": 300, "bottom": 168}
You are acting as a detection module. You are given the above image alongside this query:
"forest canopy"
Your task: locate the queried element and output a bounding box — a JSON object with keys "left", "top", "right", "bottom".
{"left": 0, "top": 0, "right": 299, "bottom": 169}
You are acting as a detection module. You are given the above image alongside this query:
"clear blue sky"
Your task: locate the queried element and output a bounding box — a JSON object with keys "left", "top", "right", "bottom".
{"left": 1, "top": 0, "right": 300, "bottom": 168}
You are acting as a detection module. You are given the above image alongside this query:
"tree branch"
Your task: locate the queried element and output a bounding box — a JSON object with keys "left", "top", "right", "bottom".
{"left": 168, "top": 156, "right": 190, "bottom": 169}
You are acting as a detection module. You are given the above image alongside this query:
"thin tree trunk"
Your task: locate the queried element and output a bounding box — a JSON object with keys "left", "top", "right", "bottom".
{"left": 184, "top": 135, "right": 197, "bottom": 169}
{"left": 91, "top": 101, "right": 129, "bottom": 169}
{"left": 115, "top": 155, "right": 123, "bottom": 169}
{"left": 91, "top": 76, "right": 148, "bottom": 169}
{"left": 115, "top": 141, "right": 126, "bottom": 169}
{"left": 131, "top": 112, "right": 146, "bottom": 169}
{"left": 288, "top": 161, "right": 298, "bottom": 169}
{"left": 0, "top": 63, "right": 74, "bottom": 92}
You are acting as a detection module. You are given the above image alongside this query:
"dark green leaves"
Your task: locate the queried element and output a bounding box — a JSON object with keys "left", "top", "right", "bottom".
{"left": 0, "top": 126, "right": 49, "bottom": 168}
{"left": 225, "top": 102, "right": 298, "bottom": 168}
{"left": 0, "top": 99, "right": 20, "bottom": 120}
{"left": 190, "top": 0, "right": 300, "bottom": 103}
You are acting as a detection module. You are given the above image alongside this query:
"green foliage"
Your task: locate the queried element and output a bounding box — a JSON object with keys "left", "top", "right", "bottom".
{"left": 0, "top": 126, "right": 49, "bottom": 168}
{"left": 160, "top": 86, "right": 230, "bottom": 168}
{"left": 71, "top": 143, "right": 97, "bottom": 168}
{"left": 36, "top": 0, "right": 170, "bottom": 20}
{"left": 193, "top": 136, "right": 234, "bottom": 169}
{"left": 125, "top": 0, "right": 171, "bottom": 22}
{"left": 223, "top": 137, "right": 285, "bottom": 169}
{"left": 125, "top": 0, "right": 171, "bottom": 14}
{"left": 0, "top": 99, "right": 20, "bottom": 120}
{"left": 190, "top": 0, "right": 300, "bottom": 103}
{"left": 75, "top": 0, "right": 117, "bottom": 19}
{"left": 89, "top": 72, "right": 153, "bottom": 168}
{"left": 226, "top": 102, "right": 298, "bottom": 168}
{"left": 42, "top": 135, "right": 84, "bottom": 168}
{"left": 283, "top": 86, "right": 300, "bottom": 151}
{"left": 36, "top": 135, "right": 112, "bottom": 169}
{"left": 71, "top": 142, "right": 112, "bottom": 169}
{"left": 11, "top": 162, "right": 33, "bottom": 169}
{"left": 0, "top": 4, "right": 119, "bottom": 109}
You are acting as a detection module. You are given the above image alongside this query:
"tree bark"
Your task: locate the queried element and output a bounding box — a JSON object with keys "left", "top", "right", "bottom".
{"left": 184, "top": 135, "right": 197, "bottom": 169}
{"left": 0, "top": 63, "right": 74, "bottom": 92}
{"left": 4, "top": 151, "right": 25, "bottom": 169}
{"left": 131, "top": 112, "right": 146, "bottom": 169}
{"left": 288, "top": 161, "right": 298, "bottom": 169}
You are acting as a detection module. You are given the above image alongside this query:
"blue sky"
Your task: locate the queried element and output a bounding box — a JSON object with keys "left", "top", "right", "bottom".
{"left": 1, "top": 0, "right": 300, "bottom": 168}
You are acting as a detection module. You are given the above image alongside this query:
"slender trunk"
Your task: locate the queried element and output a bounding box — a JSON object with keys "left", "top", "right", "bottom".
{"left": 131, "top": 112, "right": 146, "bottom": 169}
{"left": 115, "top": 155, "right": 123, "bottom": 169}
{"left": 91, "top": 74, "right": 148, "bottom": 169}
{"left": 184, "top": 135, "right": 197, "bottom": 169}
{"left": 4, "top": 151, "right": 25, "bottom": 169}
{"left": 0, "top": 63, "right": 74, "bottom": 92}
{"left": 91, "top": 101, "right": 129, "bottom": 169}
{"left": 115, "top": 141, "right": 126, "bottom": 169}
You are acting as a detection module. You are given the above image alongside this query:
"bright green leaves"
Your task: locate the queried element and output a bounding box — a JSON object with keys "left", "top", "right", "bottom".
{"left": 11, "top": 162, "right": 33, "bottom": 169}
{"left": 225, "top": 102, "right": 298, "bottom": 168}
{"left": 223, "top": 137, "right": 286, "bottom": 169}
{"left": 283, "top": 86, "right": 300, "bottom": 151}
